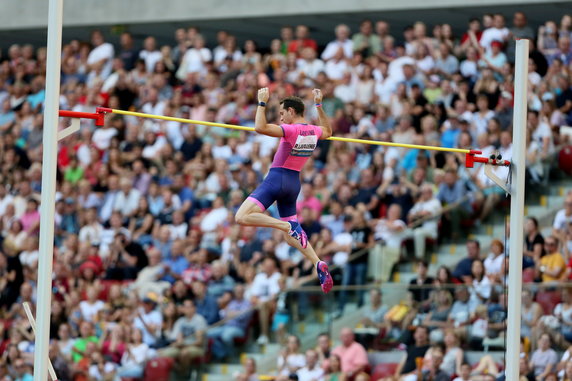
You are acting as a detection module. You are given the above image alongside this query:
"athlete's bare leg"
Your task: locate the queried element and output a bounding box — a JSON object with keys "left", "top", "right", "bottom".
{"left": 235, "top": 199, "right": 290, "bottom": 232}
{"left": 282, "top": 232, "right": 320, "bottom": 264}
{"left": 235, "top": 199, "right": 320, "bottom": 263}
{"left": 235, "top": 198, "right": 333, "bottom": 293}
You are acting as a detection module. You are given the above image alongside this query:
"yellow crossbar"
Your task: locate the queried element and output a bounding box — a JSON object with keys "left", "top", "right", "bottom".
{"left": 110, "top": 108, "right": 471, "bottom": 154}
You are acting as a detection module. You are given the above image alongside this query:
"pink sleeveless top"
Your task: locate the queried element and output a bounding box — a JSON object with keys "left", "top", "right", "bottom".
{"left": 271, "top": 123, "right": 323, "bottom": 172}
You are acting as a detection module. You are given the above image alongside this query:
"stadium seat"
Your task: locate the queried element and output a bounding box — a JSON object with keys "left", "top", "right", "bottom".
{"left": 371, "top": 363, "right": 398, "bottom": 381}
{"left": 522, "top": 268, "right": 535, "bottom": 283}
{"left": 143, "top": 357, "right": 174, "bottom": 381}
{"left": 559, "top": 145, "right": 572, "bottom": 175}
{"left": 535, "top": 290, "right": 562, "bottom": 315}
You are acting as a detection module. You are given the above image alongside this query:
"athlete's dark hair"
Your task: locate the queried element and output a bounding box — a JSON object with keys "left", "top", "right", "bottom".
{"left": 280, "top": 96, "right": 305, "bottom": 116}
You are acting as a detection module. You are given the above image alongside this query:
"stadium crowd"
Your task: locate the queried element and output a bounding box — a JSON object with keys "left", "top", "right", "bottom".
{"left": 0, "top": 8, "right": 570, "bottom": 381}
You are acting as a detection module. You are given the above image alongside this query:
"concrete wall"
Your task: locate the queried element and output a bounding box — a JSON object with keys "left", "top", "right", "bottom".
{"left": 2, "top": 0, "right": 568, "bottom": 29}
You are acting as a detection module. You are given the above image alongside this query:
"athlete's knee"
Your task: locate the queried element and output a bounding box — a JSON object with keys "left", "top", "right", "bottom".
{"left": 235, "top": 207, "right": 253, "bottom": 225}
{"left": 235, "top": 211, "right": 247, "bottom": 225}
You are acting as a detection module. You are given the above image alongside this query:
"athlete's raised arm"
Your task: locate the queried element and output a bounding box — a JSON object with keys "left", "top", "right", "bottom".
{"left": 254, "top": 87, "right": 284, "bottom": 138}
{"left": 313, "top": 88, "right": 332, "bottom": 140}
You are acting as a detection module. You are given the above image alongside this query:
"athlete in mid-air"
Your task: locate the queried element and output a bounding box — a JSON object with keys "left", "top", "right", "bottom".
{"left": 235, "top": 87, "right": 334, "bottom": 293}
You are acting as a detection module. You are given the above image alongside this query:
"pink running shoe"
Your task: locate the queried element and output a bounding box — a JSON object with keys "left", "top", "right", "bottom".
{"left": 316, "top": 261, "right": 333, "bottom": 294}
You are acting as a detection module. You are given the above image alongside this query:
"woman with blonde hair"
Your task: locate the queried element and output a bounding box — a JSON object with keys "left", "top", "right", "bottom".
{"left": 277, "top": 335, "right": 306, "bottom": 377}
{"left": 442, "top": 330, "right": 464, "bottom": 376}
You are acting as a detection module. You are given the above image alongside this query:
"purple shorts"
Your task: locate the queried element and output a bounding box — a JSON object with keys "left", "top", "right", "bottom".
{"left": 247, "top": 167, "right": 300, "bottom": 220}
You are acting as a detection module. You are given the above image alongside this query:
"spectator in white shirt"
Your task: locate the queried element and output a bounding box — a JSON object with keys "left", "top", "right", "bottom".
{"left": 114, "top": 177, "right": 141, "bottom": 218}
{"left": 139, "top": 36, "right": 162, "bottom": 73}
{"left": 472, "top": 95, "right": 495, "bottom": 137}
{"left": 334, "top": 72, "right": 357, "bottom": 103}
{"left": 214, "top": 35, "right": 243, "bottom": 68}
{"left": 483, "top": 239, "right": 505, "bottom": 283}
{"left": 297, "top": 349, "right": 325, "bottom": 381}
{"left": 321, "top": 24, "right": 353, "bottom": 61}
{"left": 277, "top": 335, "right": 306, "bottom": 377}
{"left": 141, "top": 87, "right": 166, "bottom": 120}
{"left": 251, "top": 257, "right": 281, "bottom": 344}
{"left": 324, "top": 48, "right": 349, "bottom": 81}
{"left": 407, "top": 184, "right": 443, "bottom": 259}
{"left": 374, "top": 204, "right": 407, "bottom": 282}
{"left": 168, "top": 210, "right": 188, "bottom": 240}
{"left": 79, "top": 207, "right": 104, "bottom": 246}
{"left": 480, "top": 14, "right": 510, "bottom": 54}
{"left": 297, "top": 47, "right": 325, "bottom": 82}
{"left": 0, "top": 183, "right": 14, "bottom": 216}
{"left": 177, "top": 34, "right": 212, "bottom": 80}
{"left": 528, "top": 109, "right": 555, "bottom": 159}
{"left": 134, "top": 295, "right": 163, "bottom": 347}
{"left": 91, "top": 119, "right": 118, "bottom": 151}
{"left": 87, "top": 30, "right": 114, "bottom": 79}
{"left": 79, "top": 286, "right": 105, "bottom": 323}
{"left": 200, "top": 196, "right": 228, "bottom": 233}
{"left": 114, "top": 328, "right": 153, "bottom": 381}
{"left": 18, "top": 237, "right": 39, "bottom": 268}
{"left": 554, "top": 193, "right": 572, "bottom": 236}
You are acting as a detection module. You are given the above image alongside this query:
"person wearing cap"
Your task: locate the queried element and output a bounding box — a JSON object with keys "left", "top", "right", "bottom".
{"left": 133, "top": 293, "right": 163, "bottom": 348}
{"left": 478, "top": 40, "right": 507, "bottom": 81}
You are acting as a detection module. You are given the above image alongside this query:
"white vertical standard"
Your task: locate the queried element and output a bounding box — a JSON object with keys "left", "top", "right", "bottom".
{"left": 34, "top": 0, "right": 64, "bottom": 380}
{"left": 505, "top": 39, "right": 529, "bottom": 381}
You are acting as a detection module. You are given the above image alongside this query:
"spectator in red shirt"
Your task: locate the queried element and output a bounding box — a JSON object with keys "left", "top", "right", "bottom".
{"left": 458, "top": 18, "right": 483, "bottom": 56}
{"left": 287, "top": 25, "right": 318, "bottom": 57}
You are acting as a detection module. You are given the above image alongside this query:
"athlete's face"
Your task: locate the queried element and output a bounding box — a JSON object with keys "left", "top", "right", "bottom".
{"left": 279, "top": 104, "right": 295, "bottom": 124}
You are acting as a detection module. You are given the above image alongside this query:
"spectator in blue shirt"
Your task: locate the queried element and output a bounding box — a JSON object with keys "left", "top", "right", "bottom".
{"left": 207, "top": 260, "right": 235, "bottom": 299}
{"left": 172, "top": 174, "right": 194, "bottom": 219}
{"left": 0, "top": 99, "right": 15, "bottom": 127}
{"left": 152, "top": 225, "right": 173, "bottom": 260}
{"left": 207, "top": 284, "right": 252, "bottom": 359}
{"left": 401, "top": 64, "right": 425, "bottom": 91}
{"left": 162, "top": 239, "right": 189, "bottom": 283}
{"left": 437, "top": 169, "right": 472, "bottom": 239}
{"left": 441, "top": 117, "right": 461, "bottom": 149}
{"left": 452, "top": 240, "right": 481, "bottom": 282}
{"left": 547, "top": 36, "right": 572, "bottom": 66}
{"left": 192, "top": 281, "right": 220, "bottom": 325}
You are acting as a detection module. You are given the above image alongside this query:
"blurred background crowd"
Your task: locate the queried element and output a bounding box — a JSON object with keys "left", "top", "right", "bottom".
{"left": 0, "top": 8, "right": 571, "bottom": 381}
